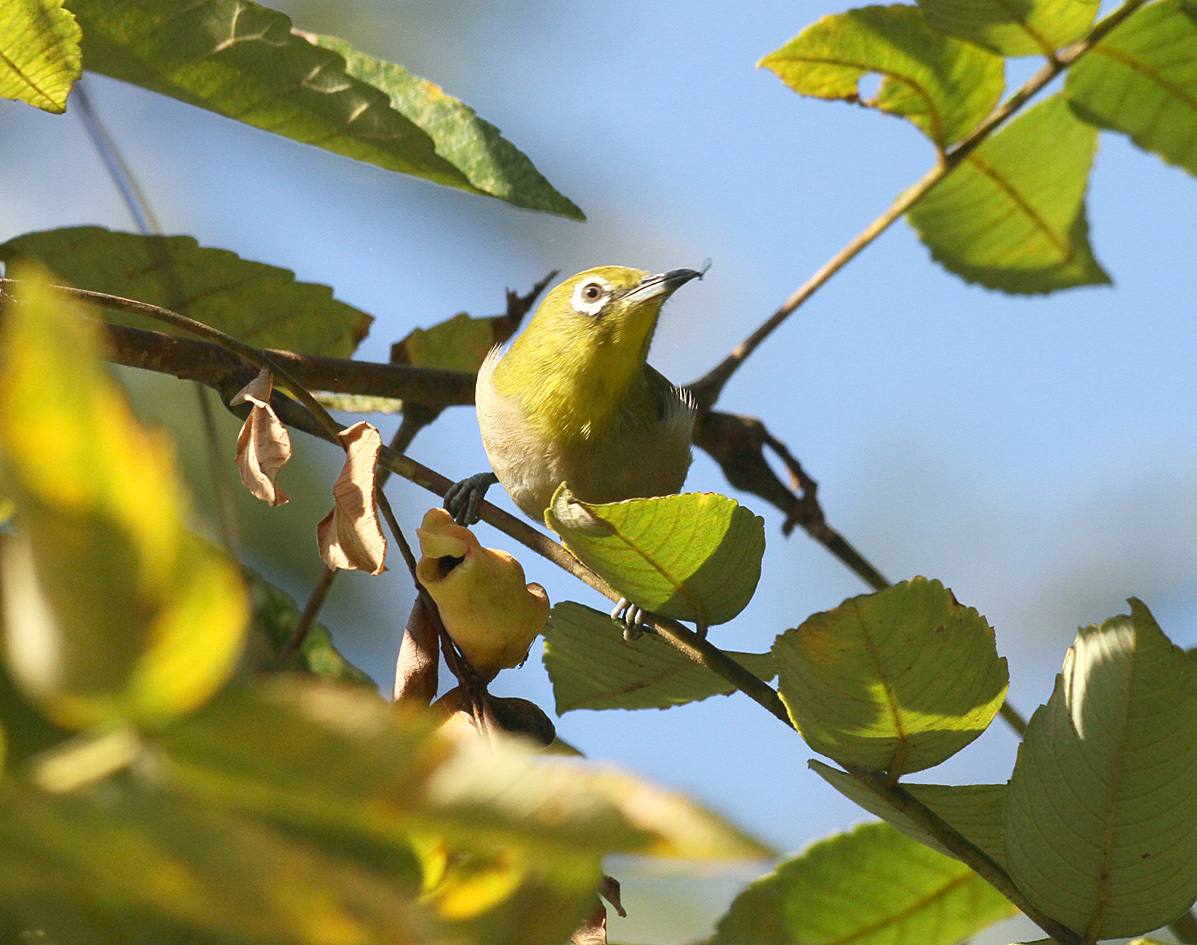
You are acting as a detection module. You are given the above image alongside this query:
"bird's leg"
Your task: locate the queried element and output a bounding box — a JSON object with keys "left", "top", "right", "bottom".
{"left": 612, "top": 598, "right": 647, "bottom": 641}
{"left": 444, "top": 471, "right": 499, "bottom": 526}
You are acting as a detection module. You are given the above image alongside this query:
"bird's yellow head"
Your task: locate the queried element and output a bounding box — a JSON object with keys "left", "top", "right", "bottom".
{"left": 492, "top": 266, "right": 702, "bottom": 427}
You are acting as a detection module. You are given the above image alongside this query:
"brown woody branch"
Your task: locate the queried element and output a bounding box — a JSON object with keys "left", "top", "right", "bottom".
{"left": 101, "top": 319, "right": 476, "bottom": 409}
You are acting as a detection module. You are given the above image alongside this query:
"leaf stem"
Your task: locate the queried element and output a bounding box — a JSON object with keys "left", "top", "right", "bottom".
{"left": 846, "top": 765, "right": 1083, "bottom": 945}
{"left": 998, "top": 700, "right": 1028, "bottom": 737}
{"left": 690, "top": 0, "right": 1150, "bottom": 405}
{"left": 76, "top": 81, "right": 244, "bottom": 559}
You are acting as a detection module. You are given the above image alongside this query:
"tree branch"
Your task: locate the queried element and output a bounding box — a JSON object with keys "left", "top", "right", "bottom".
{"left": 689, "top": 0, "right": 1150, "bottom": 405}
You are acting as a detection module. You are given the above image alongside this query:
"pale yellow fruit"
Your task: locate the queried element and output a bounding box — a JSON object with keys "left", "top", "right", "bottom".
{"left": 415, "top": 507, "right": 549, "bottom": 680}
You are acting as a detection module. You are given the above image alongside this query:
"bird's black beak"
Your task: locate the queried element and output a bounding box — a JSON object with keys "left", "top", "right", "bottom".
{"left": 624, "top": 267, "right": 705, "bottom": 304}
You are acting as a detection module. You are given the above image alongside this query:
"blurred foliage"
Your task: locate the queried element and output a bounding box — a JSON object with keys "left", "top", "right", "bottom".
{"left": 4, "top": 0, "right": 1197, "bottom": 941}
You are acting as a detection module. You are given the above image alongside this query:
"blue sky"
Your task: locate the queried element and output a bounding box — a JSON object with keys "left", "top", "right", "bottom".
{"left": 3, "top": 1, "right": 1197, "bottom": 939}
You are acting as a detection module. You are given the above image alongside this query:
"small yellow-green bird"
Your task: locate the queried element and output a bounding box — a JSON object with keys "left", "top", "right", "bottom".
{"left": 445, "top": 265, "right": 703, "bottom": 625}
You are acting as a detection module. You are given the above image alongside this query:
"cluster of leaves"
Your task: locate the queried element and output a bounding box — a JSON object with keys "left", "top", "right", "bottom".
{"left": 5, "top": 0, "right": 1197, "bottom": 943}
{"left": 762, "top": 0, "right": 1197, "bottom": 293}
{"left": 544, "top": 561, "right": 1197, "bottom": 944}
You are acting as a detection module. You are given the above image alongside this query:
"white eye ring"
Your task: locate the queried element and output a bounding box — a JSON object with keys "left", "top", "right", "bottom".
{"left": 572, "top": 278, "right": 610, "bottom": 316}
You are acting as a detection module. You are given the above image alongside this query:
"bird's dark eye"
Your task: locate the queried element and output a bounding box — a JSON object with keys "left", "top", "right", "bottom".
{"left": 581, "top": 282, "right": 603, "bottom": 302}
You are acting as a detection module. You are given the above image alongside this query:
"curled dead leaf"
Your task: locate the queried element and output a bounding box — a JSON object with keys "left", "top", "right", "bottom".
{"left": 393, "top": 594, "right": 440, "bottom": 705}
{"left": 231, "top": 368, "right": 291, "bottom": 506}
{"left": 415, "top": 507, "right": 548, "bottom": 681}
{"left": 317, "top": 421, "right": 387, "bottom": 575}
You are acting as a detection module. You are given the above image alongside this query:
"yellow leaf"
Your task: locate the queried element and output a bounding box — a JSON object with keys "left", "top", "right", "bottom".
{"left": 231, "top": 368, "right": 291, "bottom": 507}
{"left": 317, "top": 421, "right": 387, "bottom": 574}
{"left": 0, "top": 265, "right": 248, "bottom": 728}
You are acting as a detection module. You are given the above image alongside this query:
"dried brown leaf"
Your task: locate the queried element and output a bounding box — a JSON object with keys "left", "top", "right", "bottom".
{"left": 316, "top": 421, "right": 387, "bottom": 574}
{"left": 231, "top": 368, "right": 292, "bottom": 506}
{"left": 393, "top": 594, "right": 440, "bottom": 705}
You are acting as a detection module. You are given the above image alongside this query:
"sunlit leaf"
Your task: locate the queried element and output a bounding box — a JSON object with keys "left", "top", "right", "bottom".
{"left": 760, "top": 5, "right": 1003, "bottom": 148}
{"left": 917, "top": 0, "right": 1100, "bottom": 56}
{"left": 0, "top": 227, "right": 372, "bottom": 356}
{"left": 0, "top": 267, "right": 248, "bottom": 729}
{"left": 546, "top": 487, "right": 765, "bottom": 628}
{"left": 0, "top": 0, "right": 80, "bottom": 113}
{"left": 907, "top": 93, "right": 1109, "bottom": 294}
{"left": 70, "top": 0, "right": 460, "bottom": 188}
{"left": 1004, "top": 598, "right": 1197, "bottom": 939}
{"left": 811, "top": 761, "right": 1007, "bottom": 867}
{"left": 711, "top": 821, "right": 1015, "bottom": 945}
{"left": 773, "top": 577, "right": 1008, "bottom": 776}
{"left": 1067, "top": 0, "right": 1197, "bottom": 176}
{"left": 306, "top": 34, "right": 583, "bottom": 219}
{"left": 543, "top": 601, "right": 775, "bottom": 712}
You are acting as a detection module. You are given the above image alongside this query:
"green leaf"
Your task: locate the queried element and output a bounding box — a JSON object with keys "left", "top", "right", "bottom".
{"left": 66, "top": 0, "right": 581, "bottom": 216}
{"left": 307, "top": 34, "right": 583, "bottom": 219}
{"left": 1003, "top": 598, "right": 1197, "bottom": 939}
{"left": 70, "top": 0, "right": 459, "bottom": 189}
{"left": 545, "top": 487, "right": 765, "bottom": 628}
{"left": 760, "top": 5, "right": 1004, "bottom": 148}
{"left": 157, "top": 679, "right": 771, "bottom": 864}
{"left": 916, "top": 0, "right": 1100, "bottom": 56}
{"left": 395, "top": 311, "right": 513, "bottom": 374}
{"left": 0, "top": 227, "right": 372, "bottom": 356}
{"left": 242, "top": 568, "right": 374, "bottom": 687}
{"left": 907, "top": 93, "right": 1110, "bottom": 294}
{"left": 543, "top": 601, "right": 776, "bottom": 712}
{"left": 0, "top": 266, "right": 249, "bottom": 729}
{"left": 711, "top": 821, "right": 1016, "bottom": 945}
{"left": 0, "top": 0, "right": 81, "bottom": 113}
{"left": 1066, "top": 0, "right": 1197, "bottom": 176}
{"left": 811, "top": 760, "right": 1007, "bottom": 867}
{"left": 773, "top": 577, "right": 1008, "bottom": 776}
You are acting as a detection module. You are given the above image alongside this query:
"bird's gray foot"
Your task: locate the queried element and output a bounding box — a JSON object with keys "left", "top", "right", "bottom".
{"left": 444, "top": 471, "right": 499, "bottom": 526}
{"left": 612, "top": 598, "right": 646, "bottom": 641}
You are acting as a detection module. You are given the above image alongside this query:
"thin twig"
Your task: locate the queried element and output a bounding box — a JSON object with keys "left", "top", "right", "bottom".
{"left": 29, "top": 282, "right": 347, "bottom": 445}
{"left": 75, "top": 83, "right": 161, "bottom": 235}
{"left": 193, "top": 383, "right": 243, "bottom": 556}
{"left": 76, "top": 83, "right": 243, "bottom": 557}
{"left": 689, "top": 0, "right": 1150, "bottom": 405}
{"left": 846, "top": 766, "right": 1083, "bottom": 945}
{"left": 998, "top": 700, "right": 1029, "bottom": 737}
{"left": 279, "top": 567, "right": 336, "bottom": 663}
